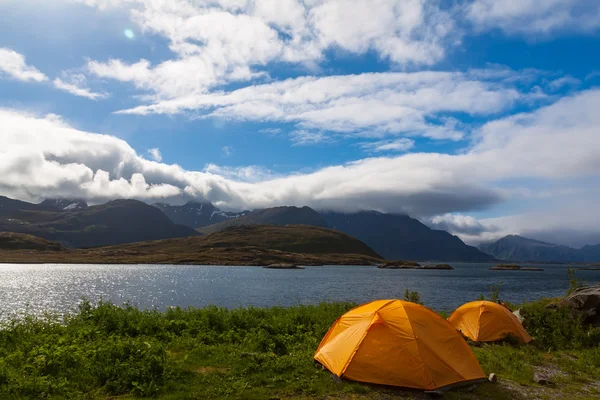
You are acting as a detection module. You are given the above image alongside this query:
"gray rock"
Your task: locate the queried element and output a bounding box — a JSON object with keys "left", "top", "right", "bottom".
{"left": 533, "top": 372, "right": 554, "bottom": 385}
{"left": 556, "top": 283, "right": 600, "bottom": 326}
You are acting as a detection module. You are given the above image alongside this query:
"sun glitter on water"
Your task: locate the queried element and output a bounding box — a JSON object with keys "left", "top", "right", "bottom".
{"left": 124, "top": 29, "right": 135, "bottom": 39}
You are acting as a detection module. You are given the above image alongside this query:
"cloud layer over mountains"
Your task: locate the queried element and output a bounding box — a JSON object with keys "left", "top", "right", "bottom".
{"left": 2, "top": 88, "right": 600, "bottom": 245}
{"left": 1, "top": 0, "right": 600, "bottom": 246}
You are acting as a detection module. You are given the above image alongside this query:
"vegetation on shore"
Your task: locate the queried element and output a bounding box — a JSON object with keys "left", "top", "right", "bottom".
{"left": 1, "top": 281, "right": 599, "bottom": 399}
{"left": 0, "top": 226, "right": 382, "bottom": 266}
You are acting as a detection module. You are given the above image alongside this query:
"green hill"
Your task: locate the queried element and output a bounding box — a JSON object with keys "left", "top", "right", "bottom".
{"left": 0, "top": 225, "right": 383, "bottom": 266}
{"left": 0, "top": 232, "right": 66, "bottom": 252}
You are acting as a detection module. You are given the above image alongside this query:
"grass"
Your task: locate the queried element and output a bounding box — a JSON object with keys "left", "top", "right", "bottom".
{"left": 0, "top": 295, "right": 599, "bottom": 400}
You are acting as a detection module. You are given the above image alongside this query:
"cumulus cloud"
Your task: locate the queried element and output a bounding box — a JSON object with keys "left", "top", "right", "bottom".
{"left": 1, "top": 88, "right": 600, "bottom": 225}
{"left": 117, "top": 70, "right": 527, "bottom": 143}
{"left": 53, "top": 73, "right": 108, "bottom": 100}
{"left": 467, "top": 0, "right": 600, "bottom": 35}
{"left": 80, "top": 0, "right": 459, "bottom": 102}
{"left": 147, "top": 148, "right": 162, "bottom": 162}
{"left": 0, "top": 48, "right": 48, "bottom": 82}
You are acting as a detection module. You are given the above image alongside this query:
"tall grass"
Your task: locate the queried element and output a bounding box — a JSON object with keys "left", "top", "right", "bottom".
{"left": 0, "top": 300, "right": 356, "bottom": 399}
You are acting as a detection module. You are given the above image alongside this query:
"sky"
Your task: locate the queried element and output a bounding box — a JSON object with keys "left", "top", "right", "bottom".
{"left": 1, "top": 0, "right": 600, "bottom": 247}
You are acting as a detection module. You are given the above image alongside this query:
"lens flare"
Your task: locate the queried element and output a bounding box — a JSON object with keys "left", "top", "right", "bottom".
{"left": 124, "top": 29, "right": 135, "bottom": 40}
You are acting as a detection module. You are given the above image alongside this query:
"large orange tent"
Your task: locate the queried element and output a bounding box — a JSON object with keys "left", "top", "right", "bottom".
{"left": 314, "top": 300, "right": 486, "bottom": 391}
{"left": 448, "top": 301, "right": 533, "bottom": 344}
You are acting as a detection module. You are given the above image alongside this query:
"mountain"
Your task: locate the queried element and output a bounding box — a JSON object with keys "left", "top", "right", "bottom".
{"left": 40, "top": 198, "right": 88, "bottom": 211}
{"left": 198, "top": 206, "right": 328, "bottom": 234}
{"left": 580, "top": 244, "right": 600, "bottom": 263}
{"left": 0, "top": 195, "right": 43, "bottom": 212}
{"left": 197, "top": 206, "right": 494, "bottom": 262}
{"left": 0, "top": 225, "right": 383, "bottom": 266}
{"left": 0, "top": 198, "right": 198, "bottom": 248}
{"left": 153, "top": 201, "right": 245, "bottom": 228}
{"left": 477, "top": 235, "right": 599, "bottom": 262}
{"left": 321, "top": 211, "right": 495, "bottom": 262}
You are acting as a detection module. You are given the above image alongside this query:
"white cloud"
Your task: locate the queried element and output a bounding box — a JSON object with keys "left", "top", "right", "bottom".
{"left": 222, "top": 146, "right": 233, "bottom": 156}
{"left": 117, "top": 69, "right": 526, "bottom": 143}
{"left": 289, "top": 130, "right": 330, "bottom": 146}
{"left": 259, "top": 128, "right": 282, "bottom": 135}
{"left": 361, "top": 138, "right": 415, "bottom": 153}
{"left": 547, "top": 76, "right": 581, "bottom": 91}
{"left": 0, "top": 48, "right": 48, "bottom": 82}
{"left": 467, "top": 0, "right": 600, "bottom": 35}
{"left": 53, "top": 73, "right": 108, "bottom": 100}
{"left": 428, "top": 213, "right": 498, "bottom": 236}
{"left": 1, "top": 88, "right": 600, "bottom": 230}
{"left": 79, "top": 0, "right": 460, "bottom": 103}
{"left": 147, "top": 148, "right": 162, "bottom": 162}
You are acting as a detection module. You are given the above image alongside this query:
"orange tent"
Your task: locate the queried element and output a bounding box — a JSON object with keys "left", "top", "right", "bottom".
{"left": 314, "top": 300, "right": 486, "bottom": 391}
{"left": 448, "top": 301, "right": 533, "bottom": 344}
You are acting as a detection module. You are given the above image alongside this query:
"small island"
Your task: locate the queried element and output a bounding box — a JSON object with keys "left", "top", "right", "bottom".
{"left": 577, "top": 267, "right": 600, "bottom": 271}
{"left": 263, "top": 263, "right": 305, "bottom": 269}
{"left": 489, "top": 264, "right": 544, "bottom": 271}
{"left": 378, "top": 261, "right": 454, "bottom": 270}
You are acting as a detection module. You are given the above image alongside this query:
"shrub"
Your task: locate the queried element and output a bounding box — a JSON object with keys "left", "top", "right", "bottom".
{"left": 520, "top": 299, "right": 600, "bottom": 351}
{"left": 403, "top": 289, "right": 422, "bottom": 304}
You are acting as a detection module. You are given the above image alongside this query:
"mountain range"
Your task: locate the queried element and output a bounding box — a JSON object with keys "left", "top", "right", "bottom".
{"left": 0, "top": 195, "right": 496, "bottom": 261}
{"left": 188, "top": 205, "right": 493, "bottom": 262}
{"left": 478, "top": 235, "right": 600, "bottom": 262}
{"left": 0, "top": 196, "right": 198, "bottom": 248}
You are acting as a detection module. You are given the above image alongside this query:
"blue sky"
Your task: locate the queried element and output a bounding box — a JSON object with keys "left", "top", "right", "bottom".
{"left": 1, "top": 0, "right": 600, "bottom": 246}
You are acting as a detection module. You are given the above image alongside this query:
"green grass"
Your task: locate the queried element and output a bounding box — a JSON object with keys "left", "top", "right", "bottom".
{"left": 0, "top": 298, "right": 599, "bottom": 400}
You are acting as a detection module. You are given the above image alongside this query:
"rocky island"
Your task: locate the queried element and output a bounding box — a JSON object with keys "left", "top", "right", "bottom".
{"left": 377, "top": 261, "right": 454, "bottom": 270}
{"left": 489, "top": 264, "right": 545, "bottom": 271}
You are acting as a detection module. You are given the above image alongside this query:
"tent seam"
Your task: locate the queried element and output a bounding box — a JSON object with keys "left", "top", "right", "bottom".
{"left": 476, "top": 302, "right": 484, "bottom": 340}
{"left": 402, "top": 304, "right": 437, "bottom": 390}
{"left": 339, "top": 312, "right": 380, "bottom": 376}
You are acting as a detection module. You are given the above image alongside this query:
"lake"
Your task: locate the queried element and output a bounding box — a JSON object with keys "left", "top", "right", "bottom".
{"left": 1, "top": 263, "right": 599, "bottom": 321}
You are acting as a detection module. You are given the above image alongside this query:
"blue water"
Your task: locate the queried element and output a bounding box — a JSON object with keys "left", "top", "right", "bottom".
{"left": 1, "top": 263, "right": 598, "bottom": 321}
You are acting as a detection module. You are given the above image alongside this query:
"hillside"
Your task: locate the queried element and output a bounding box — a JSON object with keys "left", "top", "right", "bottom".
{"left": 0, "top": 225, "right": 383, "bottom": 266}
{"left": 0, "top": 198, "right": 198, "bottom": 248}
{"left": 478, "top": 235, "right": 600, "bottom": 262}
{"left": 321, "top": 211, "right": 496, "bottom": 262}
{"left": 0, "top": 232, "right": 66, "bottom": 252}
{"left": 153, "top": 202, "right": 245, "bottom": 228}
{"left": 198, "top": 206, "right": 328, "bottom": 234}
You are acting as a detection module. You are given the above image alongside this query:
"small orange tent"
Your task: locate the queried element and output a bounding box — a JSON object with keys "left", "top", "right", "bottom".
{"left": 314, "top": 300, "right": 486, "bottom": 391}
{"left": 448, "top": 301, "right": 533, "bottom": 344}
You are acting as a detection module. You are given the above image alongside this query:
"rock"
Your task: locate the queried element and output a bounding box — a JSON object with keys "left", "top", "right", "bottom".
{"left": 330, "top": 374, "right": 343, "bottom": 384}
{"left": 488, "top": 373, "right": 498, "bottom": 383}
{"left": 489, "top": 264, "right": 521, "bottom": 270}
{"left": 555, "top": 283, "right": 600, "bottom": 326}
{"left": 489, "top": 264, "right": 544, "bottom": 271}
{"left": 378, "top": 260, "right": 421, "bottom": 269}
{"left": 263, "top": 263, "right": 305, "bottom": 269}
{"left": 378, "top": 261, "right": 454, "bottom": 270}
{"left": 423, "top": 264, "right": 454, "bottom": 270}
{"left": 533, "top": 372, "right": 554, "bottom": 386}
